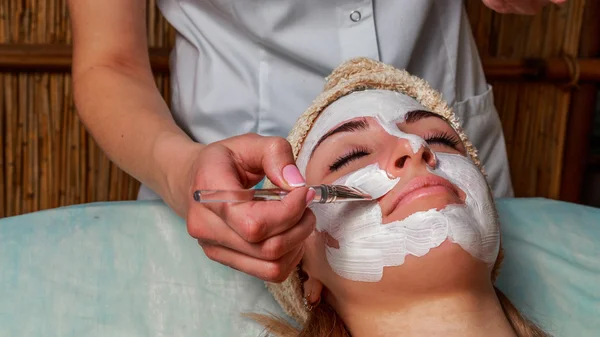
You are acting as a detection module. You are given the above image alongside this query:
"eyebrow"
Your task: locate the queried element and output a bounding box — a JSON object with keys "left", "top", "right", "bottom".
{"left": 310, "top": 118, "right": 369, "bottom": 158}
{"left": 404, "top": 110, "right": 447, "bottom": 124}
{"left": 309, "top": 110, "right": 446, "bottom": 158}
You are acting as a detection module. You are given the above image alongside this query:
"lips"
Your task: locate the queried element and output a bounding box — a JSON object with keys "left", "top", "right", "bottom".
{"left": 387, "top": 175, "right": 461, "bottom": 212}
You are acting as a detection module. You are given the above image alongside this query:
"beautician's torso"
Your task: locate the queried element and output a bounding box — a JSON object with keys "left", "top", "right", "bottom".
{"left": 139, "top": 0, "right": 513, "bottom": 199}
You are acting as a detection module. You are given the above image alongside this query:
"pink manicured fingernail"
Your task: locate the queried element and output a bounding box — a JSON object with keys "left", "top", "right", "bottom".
{"left": 305, "top": 188, "right": 316, "bottom": 205}
{"left": 283, "top": 164, "right": 306, "bottom": 187}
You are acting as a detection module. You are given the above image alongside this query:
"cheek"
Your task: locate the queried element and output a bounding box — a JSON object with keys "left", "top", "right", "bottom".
{"left": 304, "top": 165, "right": 321, "bottom": 186}
{"left": 302, "top": 231, "right": 336, "bottom": 280}
{"left": 304, "top": 154, "right": 339, "bottom": 185}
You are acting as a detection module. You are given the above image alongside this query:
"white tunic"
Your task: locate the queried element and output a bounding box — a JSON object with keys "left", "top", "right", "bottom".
{"left": 139, "top": 0, "right": 514, "bottom": 199}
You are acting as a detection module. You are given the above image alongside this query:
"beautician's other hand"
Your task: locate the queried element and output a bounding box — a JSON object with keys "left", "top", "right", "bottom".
{"left": 183, "top": 134, "right": 316, "bottom": 282}
{"left": 482, "top": 0, "right": 567, "bottom": 14}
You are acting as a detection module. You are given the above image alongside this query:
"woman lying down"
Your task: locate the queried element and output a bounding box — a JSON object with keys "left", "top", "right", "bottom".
{"left": 251, "top": 58, "right": 547, "bottom": 337}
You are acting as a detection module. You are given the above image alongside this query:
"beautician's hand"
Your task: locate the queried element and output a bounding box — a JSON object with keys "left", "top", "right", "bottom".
{"left": 184, "top": 134, "right": 316, "bottom": 282}
{"left": 482, "top": 0, "right": 567, "bottom": 14}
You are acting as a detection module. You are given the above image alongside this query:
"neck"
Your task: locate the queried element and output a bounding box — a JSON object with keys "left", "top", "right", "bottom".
{"left": 337, "top": 284, "right": 516, "bottom": 337}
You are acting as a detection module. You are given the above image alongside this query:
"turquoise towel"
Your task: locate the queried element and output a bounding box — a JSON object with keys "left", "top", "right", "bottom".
{"left": 0, "top": 198, "right": 598, "bottom": 336}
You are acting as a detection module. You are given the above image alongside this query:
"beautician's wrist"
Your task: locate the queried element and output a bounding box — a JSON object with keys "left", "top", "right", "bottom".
{"left": 152, "top": 131, "right": 205, "bottom": 216}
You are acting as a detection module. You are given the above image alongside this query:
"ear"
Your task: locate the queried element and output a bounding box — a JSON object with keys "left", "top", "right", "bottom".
{"left": 299, "top": 230, "right": 329, "bottom": 305}
{"left": 301, "top": 266, "right": 324, "bottom": 305}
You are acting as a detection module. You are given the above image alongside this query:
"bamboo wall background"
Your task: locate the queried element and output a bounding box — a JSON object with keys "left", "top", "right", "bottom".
{"left": 466, "top": 0, "right": 585, "bottom": 198}
{"left": 0, "top": 0, "right": 174, "bottom": 217}
{"left": 0, "top": 0, "right": 588, "bottom": 217}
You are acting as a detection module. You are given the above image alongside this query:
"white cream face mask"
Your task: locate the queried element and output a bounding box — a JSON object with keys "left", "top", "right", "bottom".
{"left": 297, "top": 90, "right": 499, "bottom": 282}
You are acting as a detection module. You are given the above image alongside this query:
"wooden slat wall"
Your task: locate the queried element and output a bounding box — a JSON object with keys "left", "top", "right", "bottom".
{"left": 0, "top": 0, "right": 174, "bottom": 217}
{"left": 0, "top": 1, "right": 588, "bottom": 217}
{"left": 466, "top": 0, "right": 585, "bottom": 198}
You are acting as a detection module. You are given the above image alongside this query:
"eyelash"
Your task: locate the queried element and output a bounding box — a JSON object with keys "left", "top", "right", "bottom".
{"left": 423, "top": 131, "right": 461, "bottom": 149}
{"left": 329, "top": 146, "right": 371, "bottom": 172}
{"left": 328, "top": 132, "right": 460, "bottom": 172}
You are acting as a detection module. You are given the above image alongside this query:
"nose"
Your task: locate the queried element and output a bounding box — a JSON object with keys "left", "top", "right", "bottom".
{"left": 385, "top": 138, "right": 436, "bottom": 178}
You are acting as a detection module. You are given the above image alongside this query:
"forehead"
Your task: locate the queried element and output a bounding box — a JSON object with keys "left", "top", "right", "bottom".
{"left": 317, "top": 90, "right": 427, "bottom": 129}
{"left": 296, "top": 90, "right": 430, "bottom": 173}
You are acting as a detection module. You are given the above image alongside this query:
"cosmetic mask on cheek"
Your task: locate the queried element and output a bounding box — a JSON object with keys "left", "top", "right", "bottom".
{"left": 297, "top": 90, "right": 500, "bottom": 282}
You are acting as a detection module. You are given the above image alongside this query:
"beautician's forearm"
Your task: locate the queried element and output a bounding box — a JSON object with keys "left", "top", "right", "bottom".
{"left": 72, "top": 64, "right": 202, "bottom": 214}
{"left": 67, "top": 0, "right": 201, "bottom": 215}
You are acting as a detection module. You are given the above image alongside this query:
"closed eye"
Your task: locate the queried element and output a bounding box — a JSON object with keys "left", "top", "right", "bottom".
{"left": 423, "top": 131, "right": 460, "bottom": 149}
{"left": 329, "top": 147, "right": 371, "bottom": 172}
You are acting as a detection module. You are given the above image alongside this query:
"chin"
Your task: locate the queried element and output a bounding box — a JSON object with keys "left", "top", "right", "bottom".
{"left": 378, "top": 240, "right": 492, "bottom": 296}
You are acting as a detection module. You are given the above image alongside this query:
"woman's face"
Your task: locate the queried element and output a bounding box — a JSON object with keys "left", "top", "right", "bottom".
{"left": 296, "top": 90, "right": 499, "bottom": 310}
{"left": 305, "top": 112, "right": 467, "bottom": 223}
